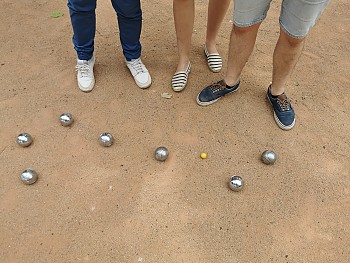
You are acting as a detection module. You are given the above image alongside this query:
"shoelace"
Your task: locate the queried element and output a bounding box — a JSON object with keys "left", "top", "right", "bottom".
{"left": 75, "top": 63, "right": 90, "bottom": 78}
{"left": 209, "top": 82, "right": 225, "bottom": 93}
{"left": 130, "top": 59, "right": 144, "bottom": 75}
{"left": 277, "top": 96, "right": 291, "bottom": 111}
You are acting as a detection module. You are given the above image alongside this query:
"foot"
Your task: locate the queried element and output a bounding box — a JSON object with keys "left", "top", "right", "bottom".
{"left": 204, "top": 45, "right": 222, "bottom": 73}
{"left": 126, "top": 58, "right": 152, "bottom": 89}
{"left": 171, "top": 62, "right": 191, "bottom": 92}
{"left": 267, "top": 85, "right": 295, "bottom": 130}
{"left": 76, "top": 56, "right": 95, "bottom": 92}
{"left": 196, "top": 79, "right": 240, "bottom": 106}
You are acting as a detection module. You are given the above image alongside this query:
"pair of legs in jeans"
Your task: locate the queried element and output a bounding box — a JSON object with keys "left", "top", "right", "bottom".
{"left": 68, "top": 0, "right": 151, "bottom": 92}
{"left": 197, "top": 0, "right": 329, "bottom": 130}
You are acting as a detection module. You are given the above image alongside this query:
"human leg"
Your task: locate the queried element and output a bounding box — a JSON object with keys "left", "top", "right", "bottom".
{"left": 67, "top": 0, "right": 97, "bottom": 92}
{"left": 173, "top": 0, "right": 194, "bottom": 72}
{"left": 224, "top": 0, "right": 272, "bottom": 85}
{"left": 271, "top": 0, "right": 329, "bottom": 94}
{"left": 271, "top": 29, "right": 304, "bottom": 95}
{"left": 204, "top": 0, "right": 230, "bottom": 73}
{"left": 224, "top": 23, "right": 261, "bottom": 86}
{"left": 197, "top": 0, "right": 270, "bottom": 105}
{"left": 205, "top": 0, "right": 230, "bottom": 54}
{"left": 111, "top": 0, "right": 142, "bottom": 60}
{"left": 68, "top": 0, "right": 97, "bottom": 60}
{"left": 197, "top": 23, "right": 260, "bottom": 105}
{"left": 112, "top": 0, "right": 151, "bottom": 88}
{"left": 267, "top": 0, "right": 329, "bottom": 129}
{"left": 171, "top": 0, "right": 194, "bottom": 91}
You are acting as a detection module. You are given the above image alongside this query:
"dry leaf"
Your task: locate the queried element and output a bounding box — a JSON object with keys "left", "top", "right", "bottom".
{"left": 161, "top": 93, "right": 172, "bottom": 99}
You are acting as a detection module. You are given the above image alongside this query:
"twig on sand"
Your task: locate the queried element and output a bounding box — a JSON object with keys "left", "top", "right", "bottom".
{"left": 0, "top": 146, "right": 8, "bottom": 156}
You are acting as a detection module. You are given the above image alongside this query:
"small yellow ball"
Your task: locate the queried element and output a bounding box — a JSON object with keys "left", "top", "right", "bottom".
{"left": 200, "top": 153, "right": 207, "bottom": 159}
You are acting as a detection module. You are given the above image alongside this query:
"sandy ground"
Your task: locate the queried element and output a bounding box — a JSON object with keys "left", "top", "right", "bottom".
{"left": 0, "top": 0, "right": 349, "bottom": 262}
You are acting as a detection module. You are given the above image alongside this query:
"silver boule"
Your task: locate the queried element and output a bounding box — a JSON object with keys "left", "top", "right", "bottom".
{"left": 155, "top": 146, "right": 169, "bottom": 161}
{"left": 261, "top": 150, "right": 277, "bottom": 165}
{"left": 59, "top": 113, "right": 74, "bottom": 126}
{"left": 16, "top": 133, "right": 33, "bottom": 147}
{"left": 229, "top": 176, "right": 244, "bottom": 192}
{"left": 99, "top": 132, "right": 114, "bottom": 147}
{"left": 20, "top": 169, "right": 38, "bottom": 185}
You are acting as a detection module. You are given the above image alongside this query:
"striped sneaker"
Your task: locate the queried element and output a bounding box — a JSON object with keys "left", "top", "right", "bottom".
{"left": 171, "top": 62, "right": 191, "bottom": 92}
{"left": 204, "top": 45, "right": 222, "bottom": 73}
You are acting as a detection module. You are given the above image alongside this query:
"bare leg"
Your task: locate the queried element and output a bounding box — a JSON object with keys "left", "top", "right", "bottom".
{"left": 271, "top": 28, "right": 305, "bottom": 95}
{"left": 173, "top": 0, "right": 194, "bottom": 72}
{"left": 224, "top": 23, "right": 261, "bottom": 86}
{"left": 205, "top": 0, "right": 231, "bottom": 54}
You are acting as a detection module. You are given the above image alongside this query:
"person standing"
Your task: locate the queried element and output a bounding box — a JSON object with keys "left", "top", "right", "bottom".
{"left": 171, "top": 0, "right": 231, "bottom": 92}
{"left": 68, "top": 0, "right": 151, "bottom": 92}
{"left": 196, "top": 0, "right": 329, "bottom": 130}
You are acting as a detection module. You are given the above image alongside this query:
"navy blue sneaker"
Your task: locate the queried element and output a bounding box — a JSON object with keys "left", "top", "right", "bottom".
{"left": 267, "top": 85, "right": 295, "bottom": 130}
{"left": 196, "top": 79, "right": 240, "bottom": 106}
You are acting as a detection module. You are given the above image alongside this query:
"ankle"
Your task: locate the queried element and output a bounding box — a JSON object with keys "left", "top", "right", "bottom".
{"left": 270, "top": 84, "right": 285, "bottom": 96}
{"left": 176, "top": 59, "right": 190, "bottom": 72}
{"left": 224, "top": 77, "right": 239, "bottom": 87}
{"left": 205, "top": 42, "right": 218, "bottom": 54}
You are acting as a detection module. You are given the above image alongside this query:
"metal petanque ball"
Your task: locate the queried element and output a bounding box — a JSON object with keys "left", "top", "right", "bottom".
{"left": 228, "top": 176, "right": 244, "bottom": 192}
{"left": 16, "top": 133, "right": 33, "bottom": 147}
{"left": 59, "top": 113, "right": 74, "bottom": 126}
{"left": 99, "top": 132, "right": 114, "bottom": 147}
{"left": 261, "top": 150, "right": 277, "bottom": 165}
{"left": 20, "top": 169, "right": 38, "bottom": 185}
{"left": 155, "top": 146, "right": 169, "bottom": 161}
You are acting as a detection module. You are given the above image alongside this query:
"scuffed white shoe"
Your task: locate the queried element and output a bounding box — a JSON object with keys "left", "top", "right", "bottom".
{"left": 126, "top": 58, "right": 151, "bottom": 89}
{"left": 76, "top": 55, "right": 95, "bottom": 92}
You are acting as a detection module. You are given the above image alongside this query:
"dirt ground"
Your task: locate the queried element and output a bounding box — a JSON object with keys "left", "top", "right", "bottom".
{"left": 0, "top": 0, "right": 349, "bottom": 262}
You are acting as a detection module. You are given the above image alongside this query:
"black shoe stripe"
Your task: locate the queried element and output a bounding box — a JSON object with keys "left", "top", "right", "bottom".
{"left": 208, "top": 58, "right": 222, "bottom": 62}
{"left": 172, "top": 77, "right": 187, "bottom": 83}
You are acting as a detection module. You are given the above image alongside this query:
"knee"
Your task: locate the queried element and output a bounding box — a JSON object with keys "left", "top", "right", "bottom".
{"left": 286, "top": 35, "right": 304, "bottom": 48}
{"left": 68, "top": 0, "right": 96, "bottom": 12}
{"left": 115, "top": 2, "right": 142, "bottom": 20}
{"left": 280, "top": 29, "right": 305, "bottom": 48}
{"left": 232, "top": 23, "right": 260, "bottom": 35}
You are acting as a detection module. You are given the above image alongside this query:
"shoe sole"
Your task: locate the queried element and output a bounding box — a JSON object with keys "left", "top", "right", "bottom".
{"left": 78, "top": 79, "right": 95, "bottom": 93}
{"left": 209, "top": 67, "right": 222, "bottom": 73}
{"left": 196, "top": 85, "right": 240, "bottom": 106}
{"left": 273, "top": 112, "right": 295, "bottom": 130}
{"left": 267, "top": 93, "right": 295, "bottom": 130}
{"left": 136, "top": 77, "right": 152, "bottom": 89}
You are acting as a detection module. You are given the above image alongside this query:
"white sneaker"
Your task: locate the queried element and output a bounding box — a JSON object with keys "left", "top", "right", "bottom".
{"left": 76, "top": 56, "right": 95, "bottom": 92}
{"left": 126, "top": 58, "right": 151, "bottom": 89}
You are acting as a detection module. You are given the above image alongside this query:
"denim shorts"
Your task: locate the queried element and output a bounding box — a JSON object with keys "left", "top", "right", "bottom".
{"left": 233, "top": 0, "right": 330, "bottom": 38}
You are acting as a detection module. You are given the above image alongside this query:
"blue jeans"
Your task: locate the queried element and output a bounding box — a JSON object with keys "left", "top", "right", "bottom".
{"left": 67, "top": 0, "right": 142, "bottom": 61}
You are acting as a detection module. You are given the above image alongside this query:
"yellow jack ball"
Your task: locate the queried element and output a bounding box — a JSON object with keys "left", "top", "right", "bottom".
{"left": 200, "top": 153, "right": 207, "bottom": 159}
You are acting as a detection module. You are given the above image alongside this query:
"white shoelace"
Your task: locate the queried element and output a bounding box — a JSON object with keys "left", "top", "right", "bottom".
{"left": 75, "top": 63, "right": 90, "bottom": 78}
{"left": 129, "top": 59, "right": 145, "bottom": 75}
